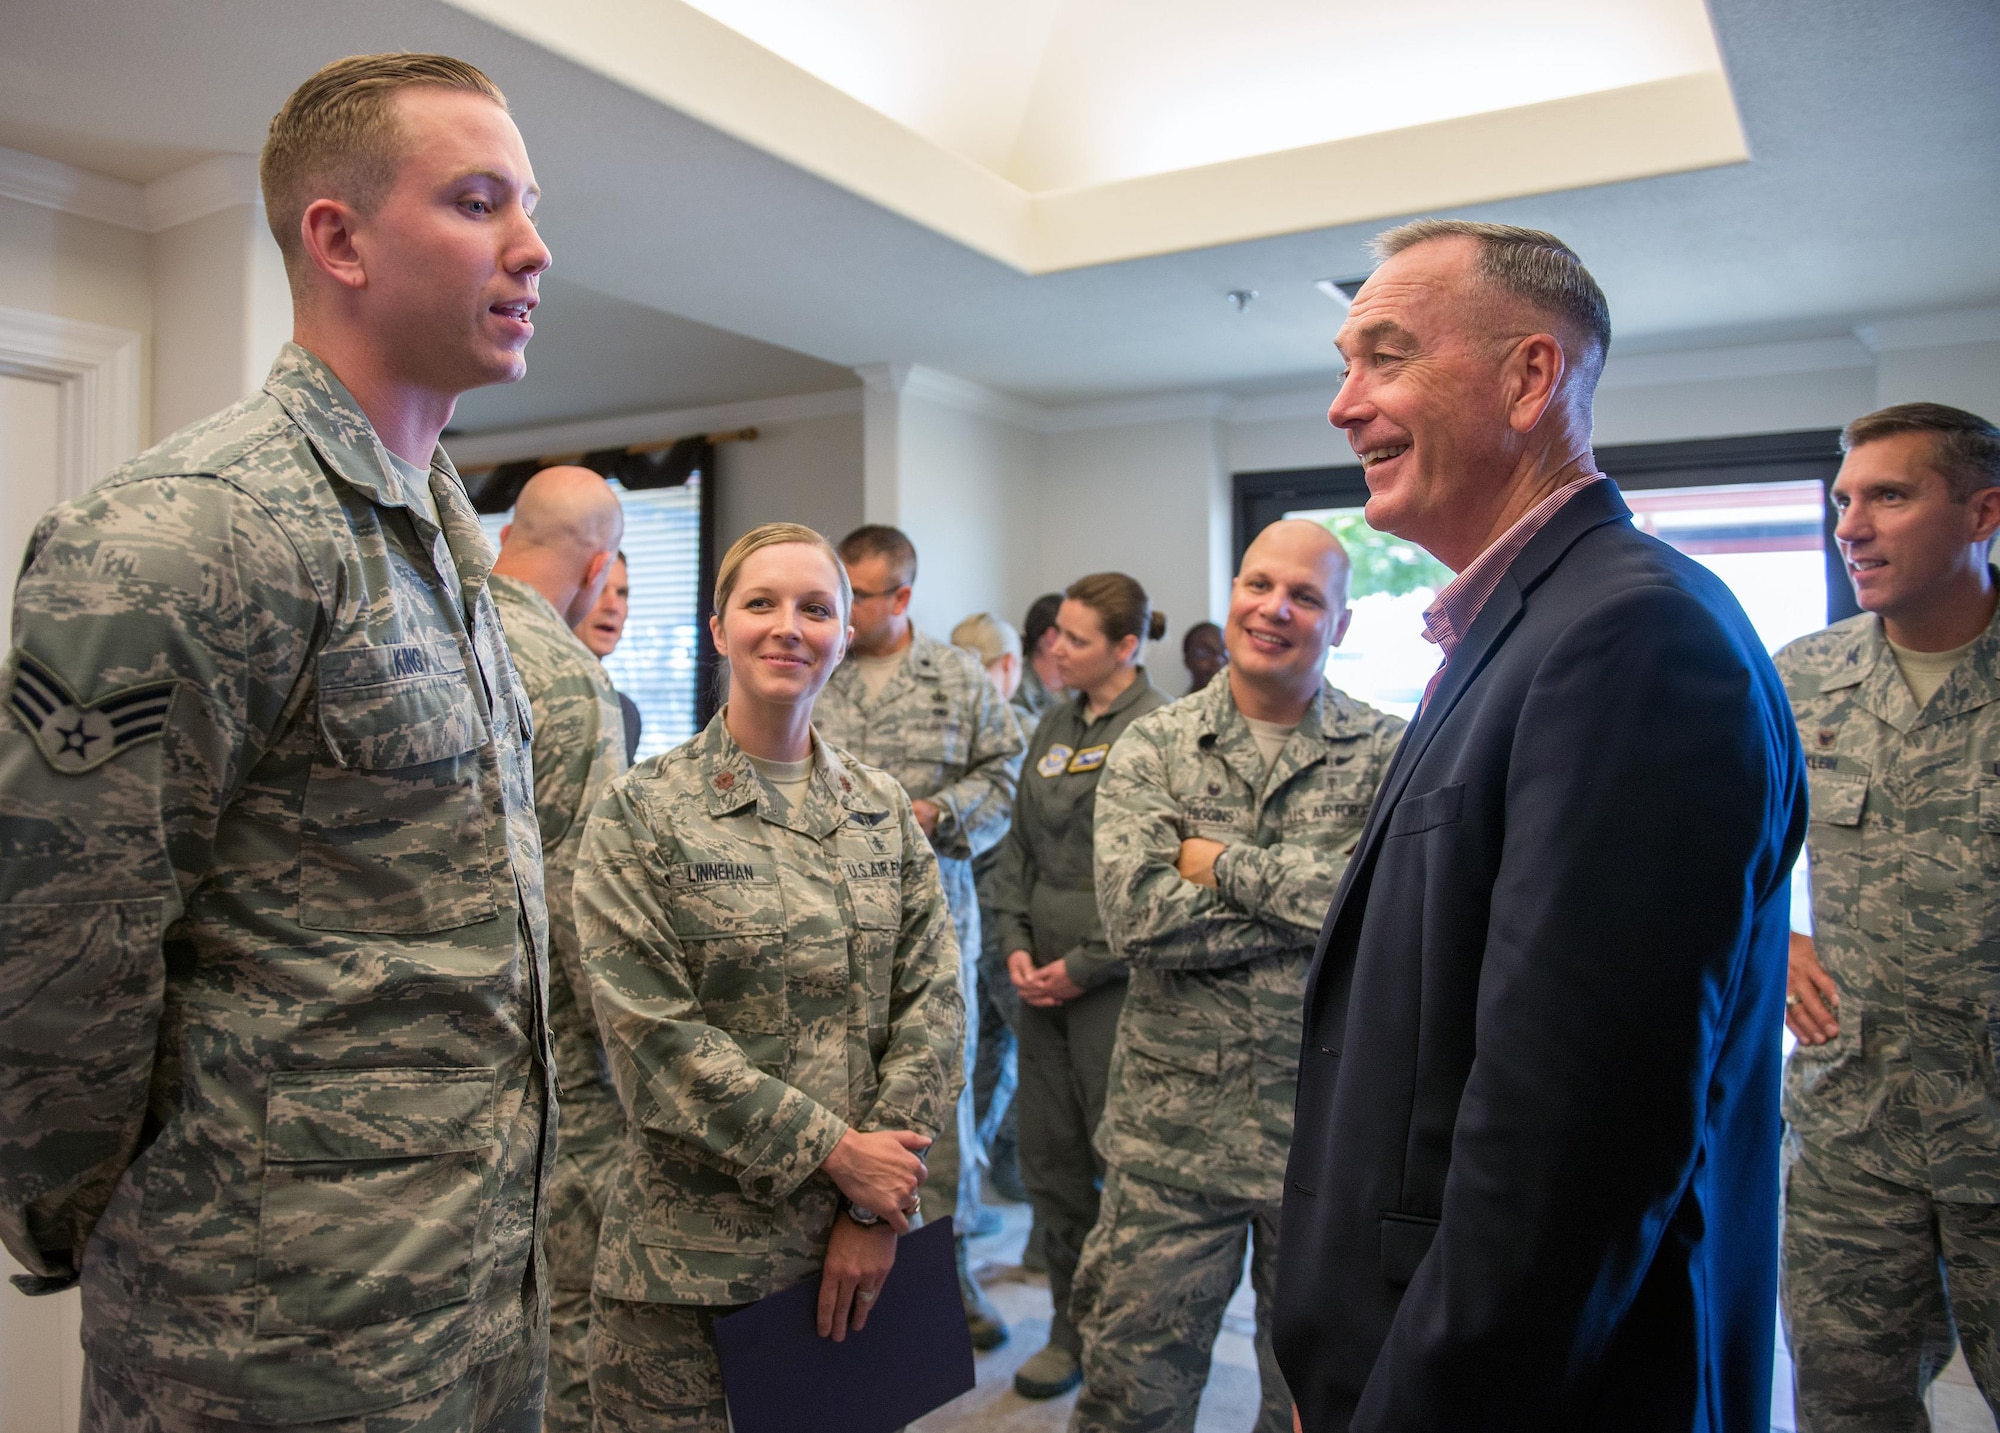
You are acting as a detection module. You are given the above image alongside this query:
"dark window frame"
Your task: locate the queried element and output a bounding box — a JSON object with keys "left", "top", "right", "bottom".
{"left": 1233, "top": 428, "right": 1855, "bottom": 623}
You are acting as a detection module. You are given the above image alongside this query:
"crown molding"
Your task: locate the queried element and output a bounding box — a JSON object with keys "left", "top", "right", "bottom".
{"left": 444, "top": 385, "right": 864, "bottom": 468}
{"left": 1597, "top": 335, "right": 1874, "bottom": 390}
{"left": 0, "top": 145, "right": 260, "bottom": 233}
{"left": 1229, "top": 387, "right": 1337, "bottom": 424}
{"left": 899, "top": 364, "right": 1047, "bottom": 429}
{"left": 1041, "top": 389, "right": 1235, "bottom": 433}
{"left": 1855, "top": 305, "right": 2000, "bottom": 354}
{"left": 0, "top": 145, "right": 146, "bottom": 229}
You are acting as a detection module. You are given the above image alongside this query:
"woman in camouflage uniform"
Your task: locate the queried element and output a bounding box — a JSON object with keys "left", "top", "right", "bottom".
{"left": 575, "top": 523, "right": 966, "bottom": 1432}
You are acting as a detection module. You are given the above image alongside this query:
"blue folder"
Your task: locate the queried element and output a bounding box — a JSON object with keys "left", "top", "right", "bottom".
{"left": 713, "top": 1215, "right": 976, "bottom": 1433}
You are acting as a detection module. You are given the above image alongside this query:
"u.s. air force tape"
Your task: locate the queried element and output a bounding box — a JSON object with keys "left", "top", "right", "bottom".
{"left": 7, "top": 652, "right": 177, "bottom": 774}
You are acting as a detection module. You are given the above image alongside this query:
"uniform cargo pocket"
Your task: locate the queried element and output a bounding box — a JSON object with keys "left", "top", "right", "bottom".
{"left": 301, "top": 644, "right": 496, "bottom": 934}
{"left": 255, "top": 1068, "right": 494, "bottom": 1334}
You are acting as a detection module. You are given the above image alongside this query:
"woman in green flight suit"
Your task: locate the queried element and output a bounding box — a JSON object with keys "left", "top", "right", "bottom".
{"left": 990, "top": 572, "right": 1170, "bottom": 1399}
{"left": 575, "top": 522, "right": 965, "bottom": 1432}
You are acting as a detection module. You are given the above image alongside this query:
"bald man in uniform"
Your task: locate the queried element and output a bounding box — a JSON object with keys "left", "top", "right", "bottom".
{"left": 489, "top": 468, "right": 630, "bottom": 1433}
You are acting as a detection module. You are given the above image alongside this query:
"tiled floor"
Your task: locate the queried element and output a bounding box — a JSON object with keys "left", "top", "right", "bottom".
{"left": 919, "top": 1199, "right": 1999, "bottom": 1433}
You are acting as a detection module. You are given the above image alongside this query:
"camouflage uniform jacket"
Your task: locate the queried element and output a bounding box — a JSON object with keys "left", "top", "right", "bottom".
{"left": 1092, "top": 676, "right": 1403, "bottom": 1199}
{"left": 491, "top": 575, "right": 629, "bottom": 1144}
{"left": 1777, "top": 596, "right": 2000, "bottom": 1201}
{"left": 0, "top": 344, "right": 552, "bottom": 1420}
{"left": 989, "top": 670, "right": 1169, "bottom": 989}
{"left": 813, "top": 627, "right": 1024, "bottom": 960}
{"left": 575, "top": 714, "right": 964, "bottom": 1306}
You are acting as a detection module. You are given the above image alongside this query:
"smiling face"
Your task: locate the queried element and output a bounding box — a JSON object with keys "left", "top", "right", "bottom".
{"left": 577, "top": 555, "right": 629, "bottom": 659}
{"left": 345, "top": 87, "right": 549, "bottom": 395}
{"left": 710, "top": 543, "right": 852, "bottom": 713}
{"left": 1831, "top": 431, "right": 2000, "bottom": 636}
{"left": 1225, "top": 521, "right": 1353, "bottom": 701}
{"left": 1326, "top": 237, "right": 1546, "bottom": 562}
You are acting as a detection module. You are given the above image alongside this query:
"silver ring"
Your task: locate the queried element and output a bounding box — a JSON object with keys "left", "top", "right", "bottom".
{"left": 856, "top": 1289, "right": 876, "bottom": 1303}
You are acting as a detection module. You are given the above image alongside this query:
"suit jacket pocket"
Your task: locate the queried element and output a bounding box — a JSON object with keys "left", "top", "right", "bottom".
{"left": 1386, "top": 783, "right": 1463, "bottom": 838}
{"left": 1379, "top": 1211, "right": 1439, "bottom": 1287}
{"left": 255, "top": 1068, "right": 494, "bottom": 1333}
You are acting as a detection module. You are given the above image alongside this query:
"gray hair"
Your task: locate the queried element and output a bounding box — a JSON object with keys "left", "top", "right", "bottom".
{"left": 1372, "top": 219, "right": 1611, "bottom": 388}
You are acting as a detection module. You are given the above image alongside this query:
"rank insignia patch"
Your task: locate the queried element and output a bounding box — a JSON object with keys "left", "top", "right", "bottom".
{"left": 1066, "top": 744, "right": 1110, "bottom": 774}
{"left": 1038, "top": 744, "right": 1074, "bottom": 778}
{"left": 8, "top": 653, "right": 176, "bottom": 774}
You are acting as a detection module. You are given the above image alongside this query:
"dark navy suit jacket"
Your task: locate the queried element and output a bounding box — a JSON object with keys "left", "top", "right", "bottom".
{"left": 1274, "top": 481, "right": 1807, "bottom": 1432}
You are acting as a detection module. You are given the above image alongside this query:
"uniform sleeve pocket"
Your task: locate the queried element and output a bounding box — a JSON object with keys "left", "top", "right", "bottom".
{"left": 255, "top": 1068, "right": 494, "bottom": 1334}
{"left": 1386, "top": 783, "right": 1463, "bottom": 838}
{"left": 1808, "top": 769, "right": 1868, "bottom": 827}
{"left": 1379, "top": 1211, "right": 1439, "bottom": 1287}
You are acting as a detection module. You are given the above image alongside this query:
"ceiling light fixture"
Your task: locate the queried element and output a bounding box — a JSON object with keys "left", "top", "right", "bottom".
{"left": 1227, "top": 289, "right": 1259, "bottom": 312}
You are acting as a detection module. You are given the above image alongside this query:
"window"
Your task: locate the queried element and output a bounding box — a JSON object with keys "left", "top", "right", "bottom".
{"left": 478, "top": 476, "right": 706, "bottom": 761}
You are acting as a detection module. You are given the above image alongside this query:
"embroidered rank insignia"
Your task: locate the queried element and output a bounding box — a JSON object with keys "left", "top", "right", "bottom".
{"left": 8, "top": 653, "right": 176, "bottom": 774}
{"left": 1066, "top": 744, "right": 1110, "bottom": 774}
{"left": 1038, "top": 744, "right": 1074, "bottom": 778}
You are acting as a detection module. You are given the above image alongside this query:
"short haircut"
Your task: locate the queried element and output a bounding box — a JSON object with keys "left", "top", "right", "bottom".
{"left": 1842, "top": 402, "right": 2000, "bottom": 502}
{"left": 715, "top": 522, "right": 851, "bottom": 625}
{"left": 1372, "top": 219, "right": 1611, "bottom": 389}
{"left": 1023, "top": 593, "right": 1065, "bottom": 652}
{"left": 837, "top": 525, "right": 918, "bottom": 587}
{"left": 951, "top": 613, "right": 1022, "bottom": 665}
{"left": 261, "top": 54, "right": 508, "bottom": 279}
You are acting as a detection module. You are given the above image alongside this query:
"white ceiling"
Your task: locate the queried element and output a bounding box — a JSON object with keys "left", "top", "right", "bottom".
{"left": 673, "top": 0, "right": 1724, "bottom": 192}
{"left": 2, "top": 0, "right": 1996, "bottom": 425}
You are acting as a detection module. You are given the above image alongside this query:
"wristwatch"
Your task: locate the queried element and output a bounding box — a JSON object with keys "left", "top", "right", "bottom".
{"left": 844, "top": 1200, "right": 882, "bottom": 1227}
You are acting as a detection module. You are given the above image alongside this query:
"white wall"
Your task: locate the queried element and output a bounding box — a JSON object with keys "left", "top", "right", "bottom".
{"left": 715, "top": 408, "right": 866, "bottom": 551}
{"left": 0, "top": 193, "right": 152, "bottom": 446}
{"left": 1038, "top": 416, "right": 1225, "bottom": 690}
{"left": 1875, "top": 340, "right": 2000, "bottom": 417}
{"left": 896, "top": 390, "right": 1043, "bottom": 639}
{"left": 150, "top": 204, "right": 291, "bottom": 436}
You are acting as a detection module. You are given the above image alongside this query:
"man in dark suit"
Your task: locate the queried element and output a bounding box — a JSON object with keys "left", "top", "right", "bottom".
{"left": 1273, "top": 220, "right": 1807, "bottom": 1432}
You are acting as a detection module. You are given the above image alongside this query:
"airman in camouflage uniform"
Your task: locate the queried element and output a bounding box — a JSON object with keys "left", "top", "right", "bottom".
{"left": 0, "top": 343, "right": 553, "bottom": 1426}
{"left": 1069, "top": 673, "right": 1402, "bottom": 1433}
{"left": 489, "top": 484, "right": 629, "bottom": 1433}
{"left": 575, "top": 714, "right": 963, "bottom": 1431}
{"left": 1778, "top": 597, "right": 2000, "bottom": 1428}
{"left": 815, "top": 602, "right": 1023, "bottom": 1343}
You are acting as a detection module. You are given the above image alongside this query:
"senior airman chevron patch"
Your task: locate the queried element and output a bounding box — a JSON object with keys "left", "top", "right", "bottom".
{"left": 7, "top": 652, "right": 176, "bottom": 774}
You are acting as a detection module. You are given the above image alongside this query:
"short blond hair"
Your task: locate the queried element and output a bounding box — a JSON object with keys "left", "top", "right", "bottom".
{"left": 951, "top": 613, "right": 1021, "bottom": 665}
{"left": 261, "top": 54, "right": 507, "bottom": 276}
{"left": 715, "top": 523, "right": 851, "bottom": 623}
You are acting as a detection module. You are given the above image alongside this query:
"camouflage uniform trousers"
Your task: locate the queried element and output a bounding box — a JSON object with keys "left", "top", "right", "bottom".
{"left": 1784, "top": 1139, "right": 2000, "bottom": 1430}
{"left": 544, "top": 1086, "right": 625, "bottom": 1433}
{"left": 82, "top": 1328, "right": 546, "bottom": 1433}
{"left": 1070, "top": 1166, "right": 1290, "bottom": 1433}
{"left": 587, "top": 1296, "right": 743, "bottom": 1433}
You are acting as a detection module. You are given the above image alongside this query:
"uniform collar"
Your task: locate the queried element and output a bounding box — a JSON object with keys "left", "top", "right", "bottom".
{"left": 1821, "top": 585, "right": 2000, "bottom": 733}
{"left": 1196, "top": 674, "right": 1337, "bottom": 795}
{"left": 1909, "top": 578, "right": 2000, "bottom": 730}
{"left": 262, "top": 342, "right": 495, "bottom": 600}
{"left": 1071, "top": 665, "right": 1155, "bottom": 725}
{"left": 697, "top": 710, "right": 892, "bottom": 838}
{"left": 833, "top": 626, "right": 944, "bottom": 707}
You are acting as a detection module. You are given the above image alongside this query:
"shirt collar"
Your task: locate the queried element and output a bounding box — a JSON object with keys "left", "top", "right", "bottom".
{"left": 1422, "top": 473, "right": 1607, "bottom": 659}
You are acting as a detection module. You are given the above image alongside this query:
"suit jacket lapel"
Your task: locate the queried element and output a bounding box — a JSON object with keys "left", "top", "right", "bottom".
{"left": 1303, "top": 480, "right": 1634, "bottom": 1018}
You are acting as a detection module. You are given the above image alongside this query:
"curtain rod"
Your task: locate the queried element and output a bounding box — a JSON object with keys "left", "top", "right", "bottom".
{"left": 456, "top": 426, "right": 757, "bottom": 480}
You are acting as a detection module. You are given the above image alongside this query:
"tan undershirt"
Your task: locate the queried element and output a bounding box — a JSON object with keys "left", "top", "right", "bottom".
{"left": 1242, "top": 715, "right": 1299, "bottom": 774}
{"left": 745, "top": 751, "right": 814, "bottom": 820}
{"left": 1888, "top": 632, "right": 1980, "bottom": 709}
{"left": 384, "top": 450, "right": 438, "bottom": 526}
{"left": 854, "top": 649, "right": 906, "bottom": 704}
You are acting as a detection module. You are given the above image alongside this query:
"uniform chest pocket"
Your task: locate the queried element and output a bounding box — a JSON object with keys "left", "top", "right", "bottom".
{"left": 669, "top": 872, "right": 792, "bottom": 1059}
{"left": 254, "top": 1067, "right": 493, "bottom": 1334}
{"left": 1808, "top": 769, "right": 1868, "bottom": 827}
{"left": 301, "top": 643, "right": 496, "bottom": 934}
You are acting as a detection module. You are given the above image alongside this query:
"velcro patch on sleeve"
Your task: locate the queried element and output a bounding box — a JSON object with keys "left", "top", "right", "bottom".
{"left": 7, "top": 652, "right": 177, "bottom": 774}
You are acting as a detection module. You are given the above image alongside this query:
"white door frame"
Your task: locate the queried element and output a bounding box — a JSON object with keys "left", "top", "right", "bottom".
{"left": 0, "top": 305, "right": 143, "bottom": 500}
